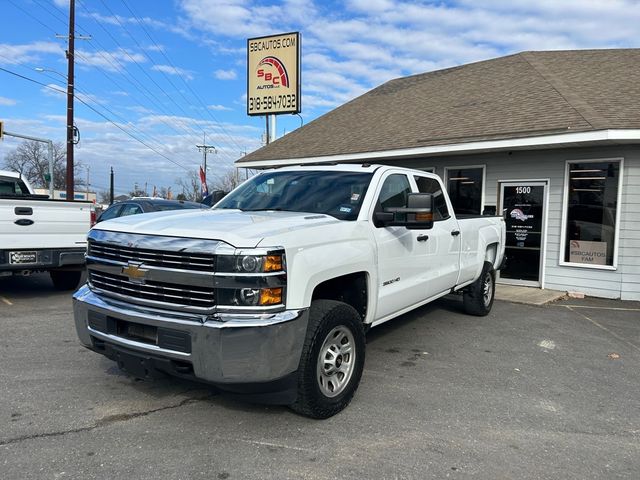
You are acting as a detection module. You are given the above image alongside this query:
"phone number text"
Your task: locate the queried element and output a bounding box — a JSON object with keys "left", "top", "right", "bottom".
{"left": 248, "top": 94, "right": 297, "bottom": 112}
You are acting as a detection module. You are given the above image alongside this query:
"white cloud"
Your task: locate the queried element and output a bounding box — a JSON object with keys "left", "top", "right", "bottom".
{"left": 208, "top": 104, "right": 232, "bottom": 111}
{"left": 214, "top": 69, "right": 237, "bottom": 80}
{"left": 0, "top": 41, "right": 63, "bottom": 65}
{"left": 75, "top": 48, "right": 146, "bottom": 73}
{"left": 0, "top": 96, "right": 17, "bottom": 106}
{"left": 40, "top": 83, "right": 66, "bottom": 97}
{"left": 152, "top": 64, "right": 194, "bottom": 80}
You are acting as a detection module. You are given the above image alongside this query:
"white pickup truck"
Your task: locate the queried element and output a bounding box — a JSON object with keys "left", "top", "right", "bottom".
{"left": 0, "top": 170, "right": 93, "bottom": 289}
{"left": 73, "top": 164, "right": 505, "bottom": 418}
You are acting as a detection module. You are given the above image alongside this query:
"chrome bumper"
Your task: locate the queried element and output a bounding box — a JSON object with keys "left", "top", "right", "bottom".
{"left": 73, "top": 285, "right": 309, "bottom": 385}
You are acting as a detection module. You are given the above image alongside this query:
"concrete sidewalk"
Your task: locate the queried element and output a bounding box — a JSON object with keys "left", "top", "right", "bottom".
{"left": 495, "top": 283, "right": 566, "bottom": 305}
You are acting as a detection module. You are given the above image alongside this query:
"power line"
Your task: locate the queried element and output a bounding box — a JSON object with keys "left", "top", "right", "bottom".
{"left": 73, "top": 50, "right": 208, "bottom": 146}
{"left": 73, "top": 2, "right": 220, "bottom": 150}
{"left": 7, "top": 0, "right": 58, "bottom": 34}
{"left": 0, "top": 65, "right": 191, "bottom": 172}
{"left": 32, "top": 0, "right": 69, "bottom": 28}
{"left": 120, "top": 0, "right": 246, "bottom": 156}
{"left": 0, "top": 53, "right": 200, "bottom": 171}
{"left": 79, "top": 0, "right": 216, "bottom": 144}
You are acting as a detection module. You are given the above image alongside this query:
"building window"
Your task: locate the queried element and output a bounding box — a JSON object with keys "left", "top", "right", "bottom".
{"left": 562, "top": 159, "right": 621, "bottom": 268}
{"left": 445, "top": 166, "right": 484, "bottom": 215}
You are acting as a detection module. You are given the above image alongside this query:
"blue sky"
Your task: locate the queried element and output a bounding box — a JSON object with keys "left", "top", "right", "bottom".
{"left": 1, "top": 0, "right": 639, "bottom": 197}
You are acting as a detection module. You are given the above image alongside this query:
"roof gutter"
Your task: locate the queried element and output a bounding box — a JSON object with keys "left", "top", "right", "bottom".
{"left": 237, "top": 129, "right": 640, "bottom": 168}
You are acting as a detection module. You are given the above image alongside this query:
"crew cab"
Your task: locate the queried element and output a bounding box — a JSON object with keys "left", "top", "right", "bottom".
{"left": 73, "top": 164, "right": 505, "bottom": 418}
{"left": 0, "top": 170, "right": 93, "bottom": 289}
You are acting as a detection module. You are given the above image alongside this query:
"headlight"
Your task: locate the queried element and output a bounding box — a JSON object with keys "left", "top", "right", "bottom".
{"left": 215, "top": 248, "right": 286, "bottom": 311}
{"left": 217, "top": 253, "right": 285, "bottom": 273}
{"left": 217, "top": 287, "right": 284, "bottom": 307}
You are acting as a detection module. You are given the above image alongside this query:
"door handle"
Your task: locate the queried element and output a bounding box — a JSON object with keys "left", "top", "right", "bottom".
{"left": 451, "top": 230, "right": 461, "bottom": 237}
{"left": 416, "top": 234, "right": 429, "bottom": 242}
{"left": 15, "top": 207, "right": 33, "bottom": 215}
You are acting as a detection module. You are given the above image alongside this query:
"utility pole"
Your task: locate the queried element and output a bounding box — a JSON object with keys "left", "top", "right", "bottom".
{"left": 57, "top": 0, "right": 89, "bottom": 201}
{"left": 64, "top": 0, "right": 75, "bottom": 201}
{"left": 196, "top": 132, "right": 216, "bottom": 187}
{"left": 109, "top": 167, "right": 114, "bottom": 205}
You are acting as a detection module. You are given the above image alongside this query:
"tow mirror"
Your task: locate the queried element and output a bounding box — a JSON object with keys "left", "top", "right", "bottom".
{"left": 374, "top": 193, "right": 434, "bottom": 229}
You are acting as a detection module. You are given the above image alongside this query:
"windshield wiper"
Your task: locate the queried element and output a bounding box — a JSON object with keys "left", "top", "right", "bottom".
{"left": 242, "top": 208, "right": 287, "bottom": 212}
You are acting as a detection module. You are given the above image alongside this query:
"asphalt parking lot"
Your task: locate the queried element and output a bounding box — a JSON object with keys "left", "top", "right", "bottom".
{"left": 1, "top": 274, "right": 639, "bottom": 480}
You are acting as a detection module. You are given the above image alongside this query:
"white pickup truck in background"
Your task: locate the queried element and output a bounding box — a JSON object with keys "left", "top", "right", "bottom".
{"left": 73, "top": 164, "right": 505, "bottom": 418}
{"left": 0, "top": 170, "right": 93, "bottom": 289}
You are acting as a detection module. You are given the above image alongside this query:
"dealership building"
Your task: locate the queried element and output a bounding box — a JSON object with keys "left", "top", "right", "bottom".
{"left": 238, "top": 49, "right": 640, "bottom": 301}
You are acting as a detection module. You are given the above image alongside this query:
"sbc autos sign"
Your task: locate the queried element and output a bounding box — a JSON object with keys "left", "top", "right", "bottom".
{"left": 247, "top": 32, "right": 300, "bottom": 116}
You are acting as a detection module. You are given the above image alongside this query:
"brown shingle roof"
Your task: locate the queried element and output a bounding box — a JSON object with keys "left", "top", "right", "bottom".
{"left": 239, "top": 49, "right": 640, "bottom": 164}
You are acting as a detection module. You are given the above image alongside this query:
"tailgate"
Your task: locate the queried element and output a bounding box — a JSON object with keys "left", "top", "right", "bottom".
{"left": 0, "top": 199, "right": 92, "bottom": 250}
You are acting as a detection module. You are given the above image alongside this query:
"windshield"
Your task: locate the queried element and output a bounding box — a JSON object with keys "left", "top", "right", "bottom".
{"left": 216, "top": 170, "right": 373, "bottom": 221}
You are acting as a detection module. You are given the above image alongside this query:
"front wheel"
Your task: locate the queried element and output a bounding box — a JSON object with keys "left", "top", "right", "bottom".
{"left": 291, "top": 300, "right": 366, "bottom": 419}
{"left": 463, "top": 261, "right": 495, "bottom": 316}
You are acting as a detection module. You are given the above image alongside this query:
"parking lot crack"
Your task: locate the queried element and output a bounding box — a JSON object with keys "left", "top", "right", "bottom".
{"left": 0, "top": 394, "right": 211, "bottom": 447}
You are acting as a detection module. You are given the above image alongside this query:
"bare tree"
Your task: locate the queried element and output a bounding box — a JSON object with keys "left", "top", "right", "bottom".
{"left": 97, "top": 190, "right": 111, "bottom": 204}
{"left": 175, "top": 170, "right": 201, "bottom": 201}
{"left": 212, "top": 168, "right": 241, "bottom": 193}
{"left": 1, "top": 140, "right": 83, "bottom": 190}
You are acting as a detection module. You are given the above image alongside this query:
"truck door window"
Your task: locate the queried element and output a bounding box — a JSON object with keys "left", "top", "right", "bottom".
{"left": 0, "top": 176, "right": 29, "bottom": 195}
{"left": 414, "top": 176, "right": 450, "bottom": 221}
{"left": 376, "top": 174, "right": 411, "bottom": 212}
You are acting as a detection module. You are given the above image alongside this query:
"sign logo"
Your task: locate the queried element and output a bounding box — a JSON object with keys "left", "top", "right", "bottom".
{"left": 256, "top": 56, "right": 289, "bottom": 89}
{"left": 510, "top": 208, "right": 534, "bottom": 222}
{"left": 121, "top": 262, "right": 148, "bottom": 284}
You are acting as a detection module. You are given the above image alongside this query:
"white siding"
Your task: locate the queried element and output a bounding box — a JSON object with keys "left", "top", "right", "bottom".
{"left": 387, "top": 145, "right": 640, "bottom": 300}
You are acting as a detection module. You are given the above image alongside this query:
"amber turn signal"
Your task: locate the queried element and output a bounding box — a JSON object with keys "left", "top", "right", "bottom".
{"left": 415, "top": 212, "right": 433, "bottom": 222}
{"left": 263, "top": 255, "right": 284, "bottom": 272}
{"left": 259, "top": 287, "right": 283, "bottom": 305}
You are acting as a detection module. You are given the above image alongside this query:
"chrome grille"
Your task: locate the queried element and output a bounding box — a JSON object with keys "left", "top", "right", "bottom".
{"left": 89, "top": 270, "right": 215, "bottom": 309}
{"left": 88, "top": 240, "right": 215, "bottom": 272}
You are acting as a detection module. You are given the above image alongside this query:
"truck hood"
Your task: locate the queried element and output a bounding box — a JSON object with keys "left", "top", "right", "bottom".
{"left": 93, "top": 209, "right": 342, "bottom": 248}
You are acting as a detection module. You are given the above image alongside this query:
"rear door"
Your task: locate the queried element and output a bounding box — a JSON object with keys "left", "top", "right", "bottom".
{"left": 412, "top": 174, "right": 462, "bottom": 295}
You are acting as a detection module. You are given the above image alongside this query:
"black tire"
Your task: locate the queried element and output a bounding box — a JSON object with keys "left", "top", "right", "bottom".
{"left": 50, "top": 270, "right": 82, "bottom": 291}
{"left": 291, "top": 300, "right": 366, "bottom": 419}
{"left": 463, "top": 261, "right": 496, "bottom": 316}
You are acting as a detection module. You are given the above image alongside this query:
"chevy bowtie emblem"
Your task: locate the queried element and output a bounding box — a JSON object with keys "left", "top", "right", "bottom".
{"left": 121, "top": 262, "right": 148, "bottom": 283}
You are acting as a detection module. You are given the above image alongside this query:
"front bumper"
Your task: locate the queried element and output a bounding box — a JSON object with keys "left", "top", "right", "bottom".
{"left": 73, "top": 285, "right": 309, "bottom": 390}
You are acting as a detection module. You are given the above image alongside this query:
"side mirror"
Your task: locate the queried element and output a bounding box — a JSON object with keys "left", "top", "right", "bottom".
{"left": 375, "top": 193, "right": 434, "bottom": 229}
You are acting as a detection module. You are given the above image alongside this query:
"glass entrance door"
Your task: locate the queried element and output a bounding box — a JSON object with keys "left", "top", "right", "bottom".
{"left": 499, "top": 182, "right": 547, "bottom": 286}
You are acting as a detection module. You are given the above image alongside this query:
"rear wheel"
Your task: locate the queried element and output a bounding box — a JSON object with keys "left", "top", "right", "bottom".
{"left": 463, "top": 261, "right": 495, "bottom": 316}
{"left": 291, "top": 300, "right": 366, "bottom": 419}
{"left": 50, "top": 270, "right": 82, "bottom": 291}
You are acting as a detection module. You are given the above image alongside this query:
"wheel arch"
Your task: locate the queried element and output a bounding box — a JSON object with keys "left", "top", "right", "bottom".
{"left": 310, "top": 271, "right": 371, "bottom": 324}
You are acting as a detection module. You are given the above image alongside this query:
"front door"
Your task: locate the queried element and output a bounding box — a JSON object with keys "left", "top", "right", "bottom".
{"left": 371, "top": 172, "right": 431, "bottom": 321}
{"left": 498, "top": 182, "right": 547, "bottom": 286}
